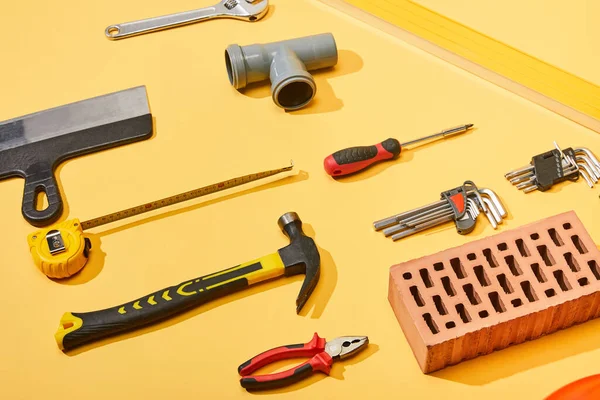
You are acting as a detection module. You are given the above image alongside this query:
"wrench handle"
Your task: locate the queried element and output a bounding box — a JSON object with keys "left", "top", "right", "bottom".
{"left": 105, "top": 7, "right": 220, "bottom": 40}
{"left": 323, "top": 138, "right": 401, "bottom": 177}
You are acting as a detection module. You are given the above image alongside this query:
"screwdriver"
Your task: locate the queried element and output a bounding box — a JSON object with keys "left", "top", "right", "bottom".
{"left": 323, "top": 124, "right": 474, "bottom": 177}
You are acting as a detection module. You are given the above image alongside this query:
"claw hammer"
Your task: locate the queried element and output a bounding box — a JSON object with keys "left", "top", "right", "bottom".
{"left": 55, "top": 212, "right": 320, "bottom": 351}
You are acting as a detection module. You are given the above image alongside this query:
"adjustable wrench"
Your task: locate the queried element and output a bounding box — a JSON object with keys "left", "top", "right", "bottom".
{"left": 105, "top": 0, "right": 269, "bottom": 40}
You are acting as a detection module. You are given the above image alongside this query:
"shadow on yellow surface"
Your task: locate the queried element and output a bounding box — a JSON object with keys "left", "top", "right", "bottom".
{"left": 241, "top": 50, "right": 364, "bottom": 115}
{"left": 51, "top": 233, "right": 106, "bottom": 286}
{"left": 238, "top": 343, "right": 379, "bottom": 395}
{"left": 290, "top": 50, "right": 364, "bottom": 115}
{"left": 53, "top": 170, "right": 309, "bottom": 285}
{"left": 433, "top": 314, "right": 600, "bottom": 385}
{"left": 62, "top": 221, "right": 337, "bottom": 355}
{"left": 332, "top": 126, "right": 477, "bottom": 182}
{"left": 262, "top": 4, "right": 277, "bottom": 22}
{"left": 298, "top": 227, "right": 338, "bottom": 319}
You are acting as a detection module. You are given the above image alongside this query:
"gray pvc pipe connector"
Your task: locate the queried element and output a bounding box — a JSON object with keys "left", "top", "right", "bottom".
{"left": 225, "top": 33, "right": 338, "bottom": 110}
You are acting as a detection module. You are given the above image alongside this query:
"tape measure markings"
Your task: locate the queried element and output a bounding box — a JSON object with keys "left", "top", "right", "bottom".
{"left": 80, "top": 164, "right": 293, "bottom": 230}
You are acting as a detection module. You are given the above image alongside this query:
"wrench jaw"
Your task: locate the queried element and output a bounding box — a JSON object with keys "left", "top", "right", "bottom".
{"left": 105, "top": 0, "right": 270, "bottom": 40}
{"left": 374, "top": 182, "right": 507, "bottom": 242}
{"left": 505, "top": 144, "right": 600, "bottom": 192}
{"left": 223, "top": 0, "right": 269, "bottom": 21}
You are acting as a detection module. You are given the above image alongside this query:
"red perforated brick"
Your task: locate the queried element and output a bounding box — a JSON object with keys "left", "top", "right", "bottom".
{"left": 389, "top": 211, "right": 600, "bottom": 373}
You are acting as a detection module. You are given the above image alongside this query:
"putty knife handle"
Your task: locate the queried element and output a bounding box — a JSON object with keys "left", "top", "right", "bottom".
{"left": 21, "top": 163, "right": 63, "bottom": 227}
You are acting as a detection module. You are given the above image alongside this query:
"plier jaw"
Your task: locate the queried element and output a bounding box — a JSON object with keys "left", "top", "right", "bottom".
{"left": 325, "top": 336, "right": 369, "bottom": 360}
{"left": 238, "top": 333, "right": 369, "bottom": 391}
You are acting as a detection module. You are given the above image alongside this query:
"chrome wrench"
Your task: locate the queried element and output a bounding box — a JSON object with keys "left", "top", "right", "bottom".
{"left": 105, "top": 0, "right": 269, "bottom": 40}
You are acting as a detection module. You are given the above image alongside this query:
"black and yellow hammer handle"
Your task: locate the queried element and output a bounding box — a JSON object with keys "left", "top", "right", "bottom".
{"left": 56, "top": 253, "right": 285, "bottom": 351}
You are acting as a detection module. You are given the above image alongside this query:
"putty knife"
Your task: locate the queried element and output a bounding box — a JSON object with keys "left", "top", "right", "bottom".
{"left": 0, "top": 86, "right": 153, "bottom": 227}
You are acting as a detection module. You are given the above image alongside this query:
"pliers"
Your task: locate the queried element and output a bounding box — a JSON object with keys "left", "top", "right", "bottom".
{"left": 238, "top": 333, "right": 369, "bottom": 390}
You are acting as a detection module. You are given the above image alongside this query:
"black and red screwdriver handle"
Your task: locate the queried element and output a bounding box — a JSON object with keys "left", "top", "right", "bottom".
{"left": 238, "top": 333, "right": 333, "bottom": 391}
{"left": 323, "top": 138, "right": 401, "bottom": 177}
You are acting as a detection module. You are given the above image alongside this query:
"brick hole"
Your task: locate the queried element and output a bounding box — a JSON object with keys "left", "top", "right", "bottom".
{"left": 572, "top": 235, "right": 588, "bottom": 254}
{"left": 410, "top": 286, "right": 425, "bottom": 307}
{"left": 433, "top": 295, "right": 448, "bottom": 316}
{"left": 564, "top": 252, "right": 580, "bottom": 272}
{"left": 403, "top": 272, "right": 412, "bottom": 280}
{"left": 545, "top": 288, "right": 556, "bottom": 298}
{"left": 588, "top": 260, "right": 600, "bottom": 280}
{"left": 516, "top": 238, "right": 531, "bottom": 257}
{"left": 505, "top": 255, "right": 523, "bottom": 276}
{"left": 420, "top": 268, "right": 433, "bottom": 288}
{"left": 479, "top": 310, "right": 489, "bottom": 318}
{"left": 474, "top": 265, "right": 491, "bottom": 287}
{"left": 423, "top": 313, "right": 439, "bottom": 334}
{"left": 496, "top": 273, "right": 514, "bottom": 294}
{"left": 531, "top": 233, "right": 540, "bottom": 240}
{"left": 445, "top": 321, "right": 456, "bottom": 329}
{"left": 483, "top": 248, "right": 499, "bottom": 268}
{"left": 441, "top": 276, "right": 457, "bottom": 296}
{"left": 578, "top": 277, "right": 590, "bottom": 287}
{"left": 433, "top": 262, "right": 444, "bottom": 271}
{"left": 537, "top": 245, "right": 556, "bottom": 266}
{"left": 467, "top": 253, "right": 477, "bottom": 261}
{"left": 520, "top": 281, "right": 538, "bottom": 302}
{"left": 563, "top": 223, "right": 572, "bottom": 230}
{"left": 463, "top": 283, "right": 481, "bottom": 305}
{"left": 497, "top": 243, "right": 508, "bottom": 251}
{"left": 488, "top": 292, "right": 507, "bottom": 313}
{"left": 511, "top": 298, "right": 523, "bottom": 307}
{"left": 456, "top": 303, "right": 471, "bottom": 323}
{"left": 553, "top": 270, "right": 572, "bottom": 292}
{"left": 531, "top": 263, "right": 547, "bottom": 283}
{"left": 548, "top": 228, "right": 564, "bottom": 246}
{"left": 450, "top": 258, "right": 467, "bottom": 279}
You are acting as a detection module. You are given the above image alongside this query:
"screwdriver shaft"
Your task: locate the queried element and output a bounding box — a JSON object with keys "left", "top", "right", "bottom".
{"left": 401, "top": 124, "right": 473, "bottom": 148}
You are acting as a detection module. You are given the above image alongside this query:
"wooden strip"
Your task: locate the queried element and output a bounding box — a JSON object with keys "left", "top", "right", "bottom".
{"left": 320, "top": 0, "right": 600, "bottom": 133}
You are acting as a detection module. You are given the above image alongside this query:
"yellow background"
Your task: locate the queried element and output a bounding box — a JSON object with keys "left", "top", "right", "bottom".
{"left": 1, "top": 0, "right": 599, "bottom": 398}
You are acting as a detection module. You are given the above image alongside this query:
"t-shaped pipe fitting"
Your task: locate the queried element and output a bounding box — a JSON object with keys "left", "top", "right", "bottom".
{"left": 225, "top": 33, "right": 338, "bottom": 110}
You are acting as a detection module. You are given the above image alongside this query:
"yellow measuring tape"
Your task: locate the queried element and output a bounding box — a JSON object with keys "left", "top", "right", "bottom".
{"left": 28, "top": 162, "right": 294, "bottom": 279}
{"left": 321, "top": 0, "right": 600, "bottom": 133}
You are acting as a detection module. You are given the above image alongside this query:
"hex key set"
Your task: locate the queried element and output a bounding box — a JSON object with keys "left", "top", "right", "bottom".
{"left": 506, "top": 143, "right": 600, "bottom": 193}
{"left": 374, "top": 181, "right": 506, "bottom": 241}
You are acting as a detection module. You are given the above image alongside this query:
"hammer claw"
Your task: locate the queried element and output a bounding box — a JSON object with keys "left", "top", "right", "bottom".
{"left": 277, "top": 212, "right": 321, "bottom": 313}
{"left": 296, "top": 266, "right": 320, "bottom": 313}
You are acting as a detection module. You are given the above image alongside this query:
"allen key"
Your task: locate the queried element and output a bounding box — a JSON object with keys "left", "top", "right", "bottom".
{"left": 505, "top": 143, "right": 600, "bottom": 192}
{"left": 374, "top": 181, "right": 507, "bottom": 241}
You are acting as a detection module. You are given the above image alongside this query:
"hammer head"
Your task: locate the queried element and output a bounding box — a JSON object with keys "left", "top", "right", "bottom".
{"left": 277, "top": 212, "right": 320, "bottom": 313}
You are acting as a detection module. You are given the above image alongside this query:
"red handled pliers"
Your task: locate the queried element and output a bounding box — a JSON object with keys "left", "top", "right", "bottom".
{"left": 238, "top": 333, "right": 369, "bottom": 391}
